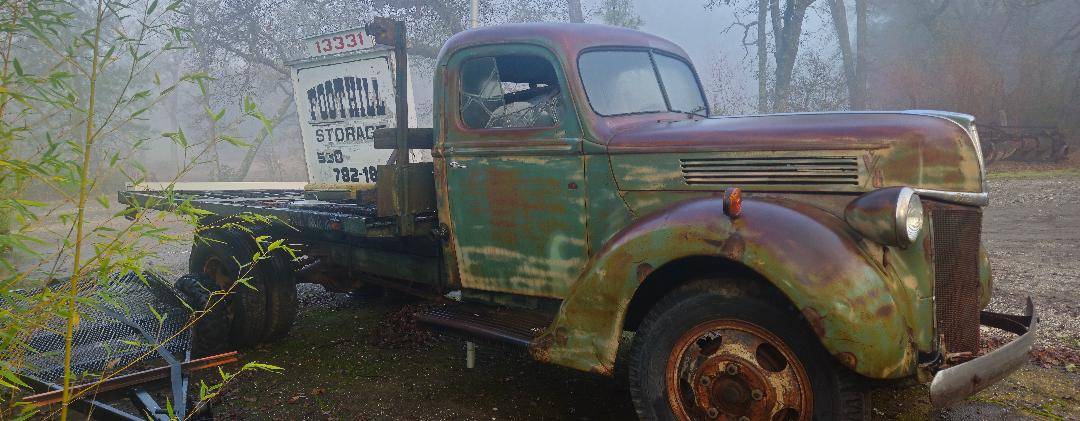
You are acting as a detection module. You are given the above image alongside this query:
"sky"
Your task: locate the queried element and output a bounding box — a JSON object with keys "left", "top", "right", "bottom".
{"left": 633, "top": 0, "right": 738, "bottom": 71}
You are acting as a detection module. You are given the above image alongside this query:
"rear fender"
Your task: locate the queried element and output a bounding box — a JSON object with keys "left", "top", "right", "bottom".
{"left": 531, "top": 196, "right": 916, "bottom": 379}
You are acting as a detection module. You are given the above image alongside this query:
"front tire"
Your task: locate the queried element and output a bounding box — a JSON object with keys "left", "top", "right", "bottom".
{"left": 628, "top": 281, "right": 868, "bottom": 420}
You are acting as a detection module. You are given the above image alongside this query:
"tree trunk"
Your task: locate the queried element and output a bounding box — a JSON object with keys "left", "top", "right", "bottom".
{"left": 194, "top": 45, "right": 221, "bottom": 180}
{"left": 166, "top": 56, "right": 182, "bottom": 174}
{"left": 232, "top": 98, "right": 294, "bottom": 181}
{"left": 770, "top": 0, "right": 813, "bottom": 112}
{"left": 567, "top": 0, "right": 584, "bottom": 22}
{"left": 756, "top": 0, "right": 769, "bottom": 113}
{"left": 201, "top": 91, "right": 222, "bottom": 181}
{"left": 854, "top": 0, "right": 868, "bottom": 109}
{"left": 829, "top": 0, "right": 857, "bottom": 109}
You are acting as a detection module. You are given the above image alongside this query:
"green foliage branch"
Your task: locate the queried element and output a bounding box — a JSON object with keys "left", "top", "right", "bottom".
{"left": 1, "top": 0, "right": 287, "bottom": 419}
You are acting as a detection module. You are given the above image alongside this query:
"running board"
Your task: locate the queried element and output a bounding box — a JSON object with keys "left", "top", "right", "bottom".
{"left": 417, "top": 304, "right": 553, "bottom": 348}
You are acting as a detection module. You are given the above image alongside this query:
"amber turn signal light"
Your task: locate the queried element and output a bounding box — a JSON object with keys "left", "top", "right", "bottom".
{"left": 723, "top": 187, "right": 742, "bottom": 218}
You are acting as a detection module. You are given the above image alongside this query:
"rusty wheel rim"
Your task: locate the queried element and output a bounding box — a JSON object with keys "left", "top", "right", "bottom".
{"left": 665, "top": 319, "right": 813, "bottom": 421}
{"left": 201, "top": 256, "right": 233, "bottom": 290}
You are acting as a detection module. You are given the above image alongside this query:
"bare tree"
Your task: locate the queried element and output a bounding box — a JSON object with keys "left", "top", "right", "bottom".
{"left": 707, "top": 0, "right": 770, "bottom": 112}
{"left": 593, "top": 0, "right": 643, "bottom": 28}
{"left": 711, "top": 0, "right": 817, "bottom": 112}
{"left": 828, "top": 0, "right": 855, "bottom": 109}
{"left": 567, "top": 0, "right": 584, "bottom": 22}
{"left": 869, "top": 0, "right": 1080, "bottom": 138}
{"left": 828, "top": 0, "right": 867, "bottom": 109}
{"left": 755, "top": 0, "right": 769, "bottom": 112}
{"left": 769, "top": 0, "right": 816, "bottom": 112}
{"left": 854, "top": 0, "right": 868, "bottom": 109}
{"left": 235, "top": 91, "right": 296, "bottom": 181}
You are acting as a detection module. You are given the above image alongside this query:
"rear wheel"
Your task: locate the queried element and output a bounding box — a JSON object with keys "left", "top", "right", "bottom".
{"left": 175, "top": 273, "right": 230, "bottom": 358}
{"left": 188, "top": 229, "right": 297, "bottom": 348}
{"left": 628, "top": 281, "right": 868, "bottom": 420}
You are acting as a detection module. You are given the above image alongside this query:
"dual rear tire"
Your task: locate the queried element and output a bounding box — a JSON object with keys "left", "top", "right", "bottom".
{"left": 181, "top": 228, "right": 297, "bottom": 353}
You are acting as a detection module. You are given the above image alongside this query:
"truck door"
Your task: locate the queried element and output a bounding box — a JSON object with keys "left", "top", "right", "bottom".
{"left": 439, "top": 45, "right": 587, "bottom": 299}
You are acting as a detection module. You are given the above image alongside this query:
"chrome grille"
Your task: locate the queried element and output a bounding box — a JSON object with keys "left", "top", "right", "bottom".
{"left": 680, "top": 156, "right": 860, "bottom": 186}
{"left": 928, "top": 201, "right": 982, "bottom": 355}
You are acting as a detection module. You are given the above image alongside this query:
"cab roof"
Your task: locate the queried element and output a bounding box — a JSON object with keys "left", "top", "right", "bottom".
{"left": 436, "top": 23, "right": 690, "bottom": 65}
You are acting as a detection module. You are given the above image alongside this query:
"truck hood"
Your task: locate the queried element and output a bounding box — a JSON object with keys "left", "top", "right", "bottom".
{"left": 606, "top": 111, "right": 986, "bottom": 197}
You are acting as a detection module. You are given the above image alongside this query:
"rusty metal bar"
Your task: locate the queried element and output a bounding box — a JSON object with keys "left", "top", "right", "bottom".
{"left": 22, "top": 351, "right": 239, "bottom": 407}
{"left": 392, "top": 19, "right": 413, "bottom": 236}
{"left": 417, "top": 305, "right": 552, "bottom": 348}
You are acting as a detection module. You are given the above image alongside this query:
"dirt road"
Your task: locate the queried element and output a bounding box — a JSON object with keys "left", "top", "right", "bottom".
{"left": 195, "top": 173, "right": 1079, "bottom": 420}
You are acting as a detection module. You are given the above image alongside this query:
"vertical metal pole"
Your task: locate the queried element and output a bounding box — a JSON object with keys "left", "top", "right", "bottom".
{"left": 393, "top": 20, "right": 413, "bottom": 236}
{"left": 466, "top": 341, "right": 476, "bottom": 369}
{"left": 471, "top": 0, "right": 479, "bottom": 29}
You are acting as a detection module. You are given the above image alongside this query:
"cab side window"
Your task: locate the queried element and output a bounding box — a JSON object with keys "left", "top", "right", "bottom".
{"left": 459, "top": 54, "right": 562, "bottom": 129}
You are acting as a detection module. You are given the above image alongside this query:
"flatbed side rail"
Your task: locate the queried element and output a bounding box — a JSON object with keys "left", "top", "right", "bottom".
{"left": 119, "top": 188, "right": 436, "bottom": 239}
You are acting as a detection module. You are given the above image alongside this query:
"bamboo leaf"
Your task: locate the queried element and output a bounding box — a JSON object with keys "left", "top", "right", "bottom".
{"left": 1, "top": 368, "right": 30, "bottom": 389}
{"left": 220, "top": 135, "right": 249, "bottom": 147}
{"left": 242, "top": 362, "right": 283, "bottom": 372}
{"left": 147, "top": 303, "right": 164, "bottom": 324}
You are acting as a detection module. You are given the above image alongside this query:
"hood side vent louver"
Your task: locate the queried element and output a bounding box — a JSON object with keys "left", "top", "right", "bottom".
{"left": 680, "top": 156, "right": 860, "bottom": 186}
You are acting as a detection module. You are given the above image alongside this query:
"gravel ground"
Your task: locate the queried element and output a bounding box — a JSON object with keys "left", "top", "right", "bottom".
{"left": 983, "top": 176, "right": 1080, "bottom": 351}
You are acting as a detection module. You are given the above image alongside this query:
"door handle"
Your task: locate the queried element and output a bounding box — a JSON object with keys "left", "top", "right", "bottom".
{"left": 449, "top": 161, "right": 468, "bottom": 169}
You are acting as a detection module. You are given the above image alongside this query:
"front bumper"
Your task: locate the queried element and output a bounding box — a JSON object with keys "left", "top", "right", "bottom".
{"left": 929, "top": 297, "right": 1036, "bottom": 407}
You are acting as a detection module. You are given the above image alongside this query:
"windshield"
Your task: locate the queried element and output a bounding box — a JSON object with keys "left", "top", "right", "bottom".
{"left": 579, "top": 50, "right": 708, "bottom": 116}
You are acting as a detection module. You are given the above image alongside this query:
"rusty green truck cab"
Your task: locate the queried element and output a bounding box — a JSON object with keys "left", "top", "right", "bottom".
{"left": 429, "top": 23, "right": 1033, "bottom": 419}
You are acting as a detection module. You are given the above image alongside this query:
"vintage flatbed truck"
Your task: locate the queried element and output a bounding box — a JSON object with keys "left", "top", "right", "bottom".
{"left": 121, "top": 21, "right": 1035, "bottom": 420}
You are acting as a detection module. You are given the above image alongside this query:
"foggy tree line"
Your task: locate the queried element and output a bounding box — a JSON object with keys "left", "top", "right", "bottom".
{"left": 60, "top": 0, "right": 1077, "bottom": 183}
{"left": 710, "top": 0, "right": 1080, "bottom": 135}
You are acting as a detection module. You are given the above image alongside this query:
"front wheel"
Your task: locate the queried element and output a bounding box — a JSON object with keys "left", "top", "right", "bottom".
{"left": 628, "top": 281, "right": 868, "bottom": 420}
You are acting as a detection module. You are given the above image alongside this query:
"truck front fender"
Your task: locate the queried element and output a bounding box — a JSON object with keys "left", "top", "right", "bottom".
{"left": 532, "top": 196, "right": 916, "bottom": 379}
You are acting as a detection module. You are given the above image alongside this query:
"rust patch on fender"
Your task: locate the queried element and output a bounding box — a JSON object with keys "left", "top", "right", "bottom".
{"left": 801, "top": 307, "right": 826, "bottom": 338}
{"left": 836, "top": 352, "right": 858, "bottom": 370}
{"left": 590, "top": 364, "right": 614, "bottom": 376}
{"left": 530, "top": 334, "right": 552, "bottom": 362}
{"left": 720, "top": 232, "right": 745, "bottom": 260}
{"left": 636, "top": 262, "right": 654, "bottom": 283}
{"left": 530, "top": 326, "right": 570, "bottom": 363}
{"left": 553, "top": 326, "right": 569, "bottom": 346}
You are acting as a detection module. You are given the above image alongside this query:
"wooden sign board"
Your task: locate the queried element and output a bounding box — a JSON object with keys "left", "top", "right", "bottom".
{"left": 287, "top": 48, "right": 416, "bottom": 185}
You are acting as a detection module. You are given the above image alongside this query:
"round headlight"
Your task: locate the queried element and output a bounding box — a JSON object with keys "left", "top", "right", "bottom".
{"left": 897, "top": 188, "right": 924, "bottom": 245}
{"left": 845, "top": 186, "right": 925, "bottom": 247}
